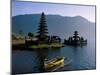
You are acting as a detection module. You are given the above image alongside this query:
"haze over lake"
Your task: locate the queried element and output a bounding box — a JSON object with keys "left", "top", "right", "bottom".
{"left": 12, "top": 14, "right": 95, "bottom": 40}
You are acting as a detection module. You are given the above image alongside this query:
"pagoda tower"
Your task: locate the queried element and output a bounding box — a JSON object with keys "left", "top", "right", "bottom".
{"left": 36, "top": 12, "right": 48, "bottom": 44}
{"left": 73, "top": 31, "right": 80, "bottom": 41}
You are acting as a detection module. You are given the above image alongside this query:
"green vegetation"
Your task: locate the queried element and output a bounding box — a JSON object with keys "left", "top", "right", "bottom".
{"left": 28, "top": 32, "right": 34, "bottom": 39}
{"left": 30, "top": 43, "right": 64, "bottom": 49}
{"left": 12, "top": 39, "right": 25, "bottom": 45}
{"left": 12, "top": 13, "right": 64, "bottom": 50}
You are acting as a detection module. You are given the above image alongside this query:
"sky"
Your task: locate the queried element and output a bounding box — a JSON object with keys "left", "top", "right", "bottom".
{"left": 12, "top": 0, "right": 96, "bottom": 22}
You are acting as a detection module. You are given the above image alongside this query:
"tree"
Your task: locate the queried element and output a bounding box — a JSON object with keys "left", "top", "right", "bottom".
{"left": 19, "top": 30, "right": 24, "bottom": 36}
{"left": 80, "top": 37, "right": 84, "bottom": 41}
{"left": 28, "top": 32, "right": 34, "bottom": 39}
{"left": 18, "top": 30, "right": 24, "bottom": 39}
{"left": 12, "top": 33, "right": 17, "bottom": 40}
{"left": 58, "top": 37, "right": 61, "bottom": 43}
{"left": 36, "top": 12, "right": 48, "bottom": 44}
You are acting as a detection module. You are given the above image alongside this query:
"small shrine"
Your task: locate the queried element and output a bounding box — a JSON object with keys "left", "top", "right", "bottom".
{"left": 64, "top": 31, "right": 87, "bottom": 46}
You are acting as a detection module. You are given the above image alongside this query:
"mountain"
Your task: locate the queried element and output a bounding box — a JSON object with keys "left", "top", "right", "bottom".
{"left": 12, "top": 14, "right": 95, "bottom": 40}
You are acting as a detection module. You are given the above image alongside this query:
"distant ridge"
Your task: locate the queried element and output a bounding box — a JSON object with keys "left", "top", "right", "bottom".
{"left": 12, "top": 14, "right": 95, "bottom": 39}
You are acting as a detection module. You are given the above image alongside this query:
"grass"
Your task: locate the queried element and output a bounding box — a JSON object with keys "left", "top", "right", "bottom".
{"left": 30, "top": 43, "right": 64, "bottom": 49}
{"left": 12, "top": 39, "right": 25, "bottom": 45}
{"left": 12, "top": 39, "right": 64, "bottom": 50}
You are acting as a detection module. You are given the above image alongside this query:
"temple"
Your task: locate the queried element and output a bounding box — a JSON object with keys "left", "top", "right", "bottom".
{"left": 25, "top": 12, "right": 61, "bottom": 45}
{"left": 64, "top": 31, "right": 87, "bottom": 46}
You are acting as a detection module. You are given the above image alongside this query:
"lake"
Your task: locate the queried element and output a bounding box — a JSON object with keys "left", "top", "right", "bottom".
{"left": 12, "top": 39, "right": 96, "bottom": 74}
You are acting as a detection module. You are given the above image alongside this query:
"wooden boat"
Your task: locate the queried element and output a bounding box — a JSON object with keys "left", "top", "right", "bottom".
{"left": 44, "top": 57, "right": 64, "bottom": 72}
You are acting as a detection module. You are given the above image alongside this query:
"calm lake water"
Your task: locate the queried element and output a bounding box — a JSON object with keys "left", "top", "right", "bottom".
{"left": 12, "top": 40, "right": 96, "bottom": 74}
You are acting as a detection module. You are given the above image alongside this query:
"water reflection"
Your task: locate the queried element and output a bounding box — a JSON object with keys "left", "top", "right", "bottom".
{"left": 12, "top": 40, "right": 96, "bottom": 74}
{"left": 36, "top": 48, "right": 62, "bottom": 72}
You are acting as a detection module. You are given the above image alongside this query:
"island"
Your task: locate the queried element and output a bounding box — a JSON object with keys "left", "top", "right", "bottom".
{"left": 64, "top": 31, "right": 87, "bottom": 46}
{"left": 12, "top": 12, "right": 64, "bottom": 50}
